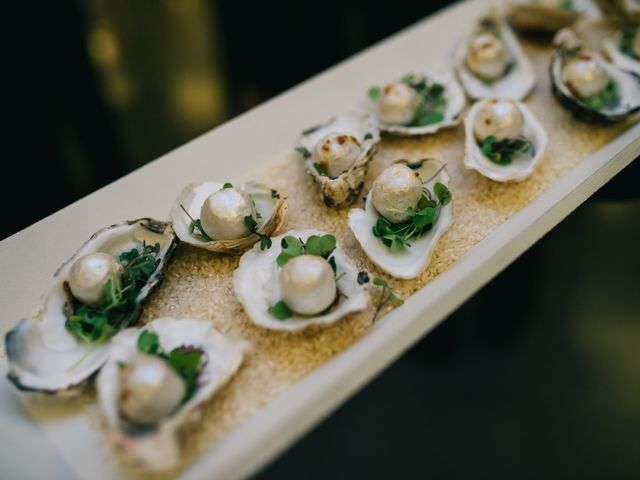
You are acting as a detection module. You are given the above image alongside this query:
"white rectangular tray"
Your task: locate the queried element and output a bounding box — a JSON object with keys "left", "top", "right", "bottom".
{"left": 1, "top": 0, "right": 638, "bottom": 478}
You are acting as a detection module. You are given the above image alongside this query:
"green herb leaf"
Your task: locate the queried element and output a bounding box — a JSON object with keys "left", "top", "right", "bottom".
{"left": 260, "top": 235, "right": 272, "bottom": 250}
{"left": 373, "top": 277, "right": 388, "bottom": 287}
{"left": 620, "top": 27, "right": 638, "bottom": 60}
{"left": 305, "top": 234, "right": 336, "bottom": 258}
{"left": 244, "top": 215, "right": 257, "bottom": 231}
{"left": 268, "top": 300, "right": 293, "bottom": 320}
{"left": 188, "top": 219, "right": 213, "bottom": 242}
{"left": 328, "top": 256, "right": 337, "bottom": 274}
{"left": 559, "top": 0, "right": 574, "bottom": 11}
{"left": 480, "top": 135, "right": 533, "bottom": 165}
{"left": 138, "top": 330, "right": 160, "bottom": 355}
{"left": 295, "top": 147, "right": 312, "bottom": 158}
{"left": 411, "top": 111, "right": 445, "bottom": 126}
{"left": 313, "top": 162, "right": 328, "bottom": 176}
{"left": 434, "top": 182, "right": 452, "bottom": 206}
{"left": 222, "top": 182, "right": 233, "bottom": 189}
{"left": 368, "top": 86, "right": 381, "bottom": 101}
{"left": 277, "top": 236, "right": 305, "bottom": 266}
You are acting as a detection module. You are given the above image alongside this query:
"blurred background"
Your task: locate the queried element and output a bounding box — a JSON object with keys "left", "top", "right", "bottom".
{"left": 5, "top": 1, "right": 639, "bottom": 478}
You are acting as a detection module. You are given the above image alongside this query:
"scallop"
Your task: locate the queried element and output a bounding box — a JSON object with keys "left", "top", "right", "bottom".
{"left": 171, "top": 181, "right": 286, "bottom": 254}
{"left": 97, "top": 317, "right": 249, "bottom": 471}
{"left": 5, "top": 219, "right": 177, "bottom": 394}
{"left": 369, "top": 71, "right": 465, "bottom": 136}
{"left": 296, "top": 113, "right": 380, "bottom": 208}
{"left": 455, "top": 12, "right": 536, "bottom": 100}
{"left": 233, "top": 229, "right": 371, "bottom": 331}
{"left": 348, "top": 159, "right": 453, "bottom": 280}
{"left": 550, "top": 28, "right": 640, "bottom": 123}
{"left": 508, "top": 0, "right": 600, "bottom": 35}
{"left": 464, "top": 99, "right": 548, "bottom": 182}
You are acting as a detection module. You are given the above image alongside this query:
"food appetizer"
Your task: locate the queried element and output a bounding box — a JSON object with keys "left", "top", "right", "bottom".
{"left": 508, "top": 0, "right": 600, "bottom": 35}
{"left": 550, "top": 28, "right": 640, "bottom": 123}
{"left": 455, "top": 12, "right": 536, "bottom": 100}
{"left": 464, "top": 99, "right": 548, "bottom": 182}
{"left": 295, "top": 113, "right": 381, "bottom": 207}
{"left": 170, "top": 181, "right": 286, "bottom": 254}
{"left": 602, "top": 25, "right": 640, "bottom": 75}
{"left": 595, "top": 0, "right": 640, "bottom": 24}
{"left": 97, "top": 317, "right": 249, "bottom": 471}
{"left": 6, "top": 219, "right": 177, "bottom": 394}
{"left": 233, "top": 229, "right": 371, "bottom": 331}
{"left": 348, "top": 159, "right": 453, "bottom": 280}
{"left": 367, "top": 71, "right": 465, "bottom": 136}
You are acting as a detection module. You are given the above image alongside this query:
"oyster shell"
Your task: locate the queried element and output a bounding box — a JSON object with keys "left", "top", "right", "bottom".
{"left": 595, "top": 0, "right": 640, "bottom": 24}
{"left": 348, "top": 159, "right": 453, "bottom": 280}
{"left": 550, "top": 28, "right": 640, "bottom": 123}
{"left": 602, "top": 27, "right": 640, "bottom": 75}
{"left": 233, "top": 229, "right": 371, "bottom": 331}
{"left": 455, "top": 12, "right": 536, "bottom": 100}
{"left": 296, "top": 113, "right": 380, "bottom": 208}
{"left": 5, "top": 219, "right": 177, "bottom": 394}
{"left": 508, "top": 0, "right": 600, "bottom": 34}
{"left": 170, "top": 181, "right": 286, "bottom": 254}
{"left": 464, "top": 99, "right": 549, "bottom": 182}
{"left": 97, "top": 317, "right": 249, "bottom": 471}
{"left": 368, "top": 71, "right": 466, "bottom": 136}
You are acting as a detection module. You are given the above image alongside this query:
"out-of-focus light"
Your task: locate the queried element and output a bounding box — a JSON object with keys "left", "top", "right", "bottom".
{"left": 87, "top": 25, "right": 120, "bottom": 67}
{"left": 171, "top": 74, "right": 225, "bottom": 127}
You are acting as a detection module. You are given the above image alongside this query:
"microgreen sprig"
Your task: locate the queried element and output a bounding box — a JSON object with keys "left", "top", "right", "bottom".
{"left": 65, "top": 243, "right": 161, "bottom": 344}
{"left": 480, "top": 136, "right": 534, "bottom": 165}
{"left": 372, "top": 277, "right": 404, "bottom": 320}
{"left": 583, "top": 79, "right": 620, "bottom": 112}
{"left": 620, "top": 27, "right": 639, "bottom": 60}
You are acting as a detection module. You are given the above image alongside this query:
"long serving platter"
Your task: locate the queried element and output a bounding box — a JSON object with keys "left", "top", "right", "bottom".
{"left": 1, "top": 0, "right": 639, "bottom": 478}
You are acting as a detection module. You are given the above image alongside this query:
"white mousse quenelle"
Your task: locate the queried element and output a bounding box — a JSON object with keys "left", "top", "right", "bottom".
{"left": 376, "top": 82, "right": 419, "bottom": 125}
{"left": 561, "top": 55, "right": 609, "bottom": 100}
{"left": 371, "top": 164, "right": 423, "bottom": 224}
{"left": 200, "top": 186, "right": 257, "bottom": 240}
{"left": 279, "top": 255, "right": 337, "bottom": 316}
{"left": 312, "top": 133, "right": 361, "bottom": 178}
{"left": 472, "top": 99, "right": 525, "bottom": 141}
{"left": 68, "top": 252, "right": 122, "bottom": 307}
{"left": 466, "top": 33, "right": 509, "bottom": 81}
{"left": 118, "top": 354, "right": 186, "bottom": 425}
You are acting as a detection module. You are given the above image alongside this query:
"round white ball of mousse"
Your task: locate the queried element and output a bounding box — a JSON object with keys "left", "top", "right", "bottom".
{"left": 68, "top": 252, "right": 122, "bottom": 307}
{"left": 199, "top": 187, "right": 257, "bottom": 240}
{"left": 466, "top": 33, "right": 508, "bottom": 80}
{"left": 376, "top": 82, "right": 419, "bottom": 125}
{"left": 312, "top": 133, "right": 361, "bottom": 178}
{"left": 473, "top": 99, "right": 525, "bottom": 142}
{"left": 279, "top": 254, "right": 337, "bottom": 316}
{"left": 371, "top": 164, "right": 423, "bottom": 224}
{"left": 561, "top": 56, "right": 609, "bottom": 99}
{"left": 632, "top": 29, "right": 640, "bottom": 59}
{"left": 118, "top": 354, "right": 186, "bottom": 425}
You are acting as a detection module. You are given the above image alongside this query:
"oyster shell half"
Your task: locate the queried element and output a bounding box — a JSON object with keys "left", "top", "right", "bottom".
{"left": 296, "top": 113, "right": 380, "bottom": 208}
{"left": 97, "top": 317, "right": 249, "bottom": 471}
{"left": 464, "top": 99, "right": 549, "bottom": 182}
{"left": 455, "top": 12, "right": 536, "bottom": 100}
{"left": 508, "top": 0, "right": 600, "bottom": 35}
{"left": 368, "top": 71, "right": 466, "bottom": 136}
{"left": 348, "top": 159, "right": 453, "bottom": 280}
{"left": 550, "top": 28, "right": 640, "bottom": 123}
{"left": 171, "top": 181, "right": 286, "bottom": 254}
{"left": 5, "top": 219, "right": 177, "bottom": 394}
{"left": 233, "top": 229, "right": 371, "bottom": 331}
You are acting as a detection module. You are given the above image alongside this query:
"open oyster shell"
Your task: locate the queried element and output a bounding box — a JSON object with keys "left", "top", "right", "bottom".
{"left": 170, "top": 181, "right": 286, "bottom": 254}
{"left": 594, "top": 0, "right": 640, "bottom": 24}
{"left": 550, "top": 28, "right": 640, "bottom": 123}
{"left": 464, "top": 99, "right": 549, "bottom": 182}
{"left": 508, "top": 0, "right": 600, "bottom": 34}
{"left": 455, "top": 12, "right": 536, "bottom": 100}
{"left": 5, "top": 219, "right": 177, "bottom": 394}
{"left": 369, "top": 71, "right": 466, "bottom": 136}
{"left": 97, "top": 317, "right": 249, "bottom": 471}
{"left": 296, "top": 113, "right": 380, "bottom": 208}
{"left": 348, "top": 159, "right": 453, "bottom": 280}
{"left": 233, "top": 229, "right": 371, "bottom": 331}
